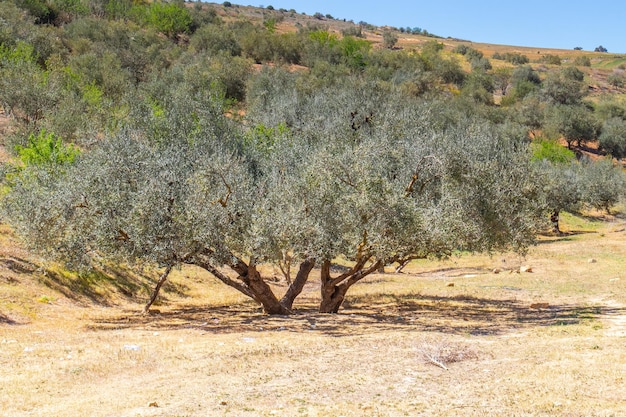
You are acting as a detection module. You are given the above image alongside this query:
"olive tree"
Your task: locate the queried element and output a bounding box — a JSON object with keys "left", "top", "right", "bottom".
{"left": 580, "top": 158, "right": 626, "bottom": 214}
{"left": 534, "top": 144, "right": 626, "bottom": 233}
{"left": 534, "top": 158, "right": 583, "bottom": 234}
{"left": 246, "top": 72, "right": 544, "bottom": 313}
{"left": 4, "top": 69, "right": 546, "bottom": 315}
{"left": 545, "top": 104, "right": 599, "bottom": 149}
{"left": 599, "top": 117, "right": 626, "bottom": 159}
{"left": 2, "top": 86, "right": 307, "bottom": 315}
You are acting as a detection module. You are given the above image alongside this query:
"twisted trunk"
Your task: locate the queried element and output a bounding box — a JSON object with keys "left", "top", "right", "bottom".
{"left": 192, "top": 252, "right": 313, "bottom": 315}
{"left": 244, "top": 262, "right": 291, "bottom": 315}
{"left": 319, "top": 258, "right": 382, "bottom": 314}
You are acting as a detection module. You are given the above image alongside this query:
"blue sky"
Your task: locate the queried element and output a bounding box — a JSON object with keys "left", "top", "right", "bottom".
{"left": 245, "top": 1, "right": 625, "bottom": 53}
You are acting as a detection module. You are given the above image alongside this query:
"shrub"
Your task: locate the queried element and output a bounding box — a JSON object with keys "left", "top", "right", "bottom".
{"left": 15, "top": 129, "right": 79, "bottom": 167}
{"left": 540, "top": 54, "right": 562, "bottom": 65}
{"left": 573, "top": 56, "right": 591, "bottom": 67}
{"left": 531, "top": 139, "right": 576, "bottom": 163}
{"left": 453, "top": 44, "right": 470, "bottom": 55}
{"left": 190, "top": 24, "right": 241, "bottom": 56}
{"left": 607, "top": 73, "right": 625, "bottom": 88}
{"left": 382, "top": 30, "right": 398, "bottom": 49}
{"left": 599, "top": 117, "right": 626, "bottom": 159}
{"left": 141, "top": 2, "right": 193, "bottom": 39}
{"left": 595, "top": 101, "right": 626, "bottom": 122}
{"left": 341, "top": 25, "right": 363, "bottom": 38}
{"left": 494, "top": 52, "right": 529, "bottom": 65}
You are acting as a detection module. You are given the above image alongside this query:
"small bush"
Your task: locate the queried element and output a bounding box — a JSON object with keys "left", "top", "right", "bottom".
{"left": 607, "top": 73, "right": 625, "bottom": 88}
{"left": 540, "top": 54, "right": 562, "bottom": 65}
{"left": 493, "top": 52, "right": 529, "bottom": 65}
{"left": 531, "top": 139, "right": 576, "bottom": 163}
{"left": 573, "top": 56, "right": 591, "bottom": 67}
{"left": 341, "top": 25, "right": 363, "bottom": 38}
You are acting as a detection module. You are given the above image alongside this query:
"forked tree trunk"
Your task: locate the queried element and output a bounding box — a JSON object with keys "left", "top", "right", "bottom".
{"left": 192, "top": 253, "right": 308, "bottom": 315}
{"left": 244, "top": 263, "right": 292, "bottom": 315}
{"left": 319, "top": 283, "right": 351, "bottom": 314}
{"left": 190, "top": 252, "right": 298, "bottom": 315}
{"left": 319, "top": 258, "right": 382, "bottom": 314}
{"left": 280, "top": 258, "right": 316, "bottom": 311}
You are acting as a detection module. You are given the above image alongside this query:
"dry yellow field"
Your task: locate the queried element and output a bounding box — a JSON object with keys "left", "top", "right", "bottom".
{"left": 1, "top": 212, "right": 626, "bottom": 417}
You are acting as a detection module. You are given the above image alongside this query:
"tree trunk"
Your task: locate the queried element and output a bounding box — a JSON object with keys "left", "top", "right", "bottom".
{"left": 143, "top": 265, "right": 173, "bottom": 314}
{"left": 551, "top": 209, "right": 561, "bottom": 235}
{"left": 318, "top": 258, "right": 382, "bottom": 314}
{"left": 242, "top": 263, "right": 292, "bottom": 315}
{"left": 319, "top": 283, "right": 350, "bottom": 314}
{"left": 395, "top": 259, "right": 410, "bottom": 273}
{"left": 192, "top": 254, "right": 291, "bottom": 315}
{"left": 280, "top": 258, "right": 315, "bottom": 311}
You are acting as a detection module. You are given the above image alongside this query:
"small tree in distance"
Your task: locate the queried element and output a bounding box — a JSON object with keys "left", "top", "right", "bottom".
{"left": 382, "top": 30, "right": 398, "bottom": 49}
{"left": 599, "top": 117, "right": 626, "bottom": 159}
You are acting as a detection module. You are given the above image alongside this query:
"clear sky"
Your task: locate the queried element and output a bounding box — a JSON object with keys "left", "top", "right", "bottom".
{"left": 247, "top": 1, "right": 626, "bottom": 53}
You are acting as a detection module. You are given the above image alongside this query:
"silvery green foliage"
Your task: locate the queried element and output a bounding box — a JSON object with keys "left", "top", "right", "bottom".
{"left": 536, "top": 160, "right": 585, "bottom": 216}
{"left": 579, "top": 157, "right": 626, "bottom": 214}
{"left": 3, "top": 88, "right": 250, "bottom": 270}
{"left": 4, "top": 71, "right": 546, "bottom": 312}
{"left": 246, "top": 72, "right": 545, "bottom": 264}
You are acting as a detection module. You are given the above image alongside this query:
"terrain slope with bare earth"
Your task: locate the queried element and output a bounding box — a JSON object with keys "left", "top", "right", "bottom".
{"left": 1, "top": 212, "right": 626, "bottom": 417}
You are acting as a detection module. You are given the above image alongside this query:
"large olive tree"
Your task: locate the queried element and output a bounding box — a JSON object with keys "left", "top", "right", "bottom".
{"left": 246, "top": 72, "right": 545, "bottom": 313}
{"left": 4, "top": 72, "right": 547, "bottom": 315}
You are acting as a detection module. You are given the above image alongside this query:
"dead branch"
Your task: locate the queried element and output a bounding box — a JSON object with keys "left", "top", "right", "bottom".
{"left": 420, "top": 350, "right": 449, "bottom": 370}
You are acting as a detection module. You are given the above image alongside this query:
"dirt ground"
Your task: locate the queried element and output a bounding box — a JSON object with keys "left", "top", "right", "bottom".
{"left": 1, "top": 213, "right": 626, "bottom": 417}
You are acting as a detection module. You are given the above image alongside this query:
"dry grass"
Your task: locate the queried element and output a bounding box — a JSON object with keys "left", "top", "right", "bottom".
{"left": 1, "top": 212, "right": 626, "bottom": 416}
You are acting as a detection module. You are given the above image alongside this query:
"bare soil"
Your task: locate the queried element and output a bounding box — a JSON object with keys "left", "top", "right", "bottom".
{"left": 1, "top": 212, "right": 626, "bottom": 416}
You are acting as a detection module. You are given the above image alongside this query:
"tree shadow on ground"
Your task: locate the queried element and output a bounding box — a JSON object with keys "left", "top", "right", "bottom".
{"left": 0, "top": 256, "right": 188, "bottom": 307}
{"left": 0, "top": 312, "right": 18, "bottom": 324}
{"left": 536, "top": 230, "right": 598, "bottom": 244}
{"left": 87, "top": 293, "right": 624, "bottom": 337}
{"left": 392, "top": 266, "right": 491, "bottom": 279}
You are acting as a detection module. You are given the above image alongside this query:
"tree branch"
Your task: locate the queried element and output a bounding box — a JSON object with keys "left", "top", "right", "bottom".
{"left": 191, "top": 257, "right": 255, "bottom": 300}
{"left": 405, "top": 155, "right": 441, "bottom": 197}
{"left": 143, "top": 264, "right": 173, "bottom": 314}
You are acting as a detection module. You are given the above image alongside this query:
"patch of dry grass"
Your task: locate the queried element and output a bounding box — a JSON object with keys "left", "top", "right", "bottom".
{"left": 1, "top": 213, "right": 626, "bottom": 416}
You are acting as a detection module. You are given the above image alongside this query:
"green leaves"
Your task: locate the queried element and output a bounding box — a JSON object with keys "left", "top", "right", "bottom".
{"left": 133, "top": 1, "right": 192, "bottom": 39}
{"left": 531, "top": 139, "right": 576, "bottom": 164}
{"left": 16, "top": 129, "right": 79, "bottom": 167}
